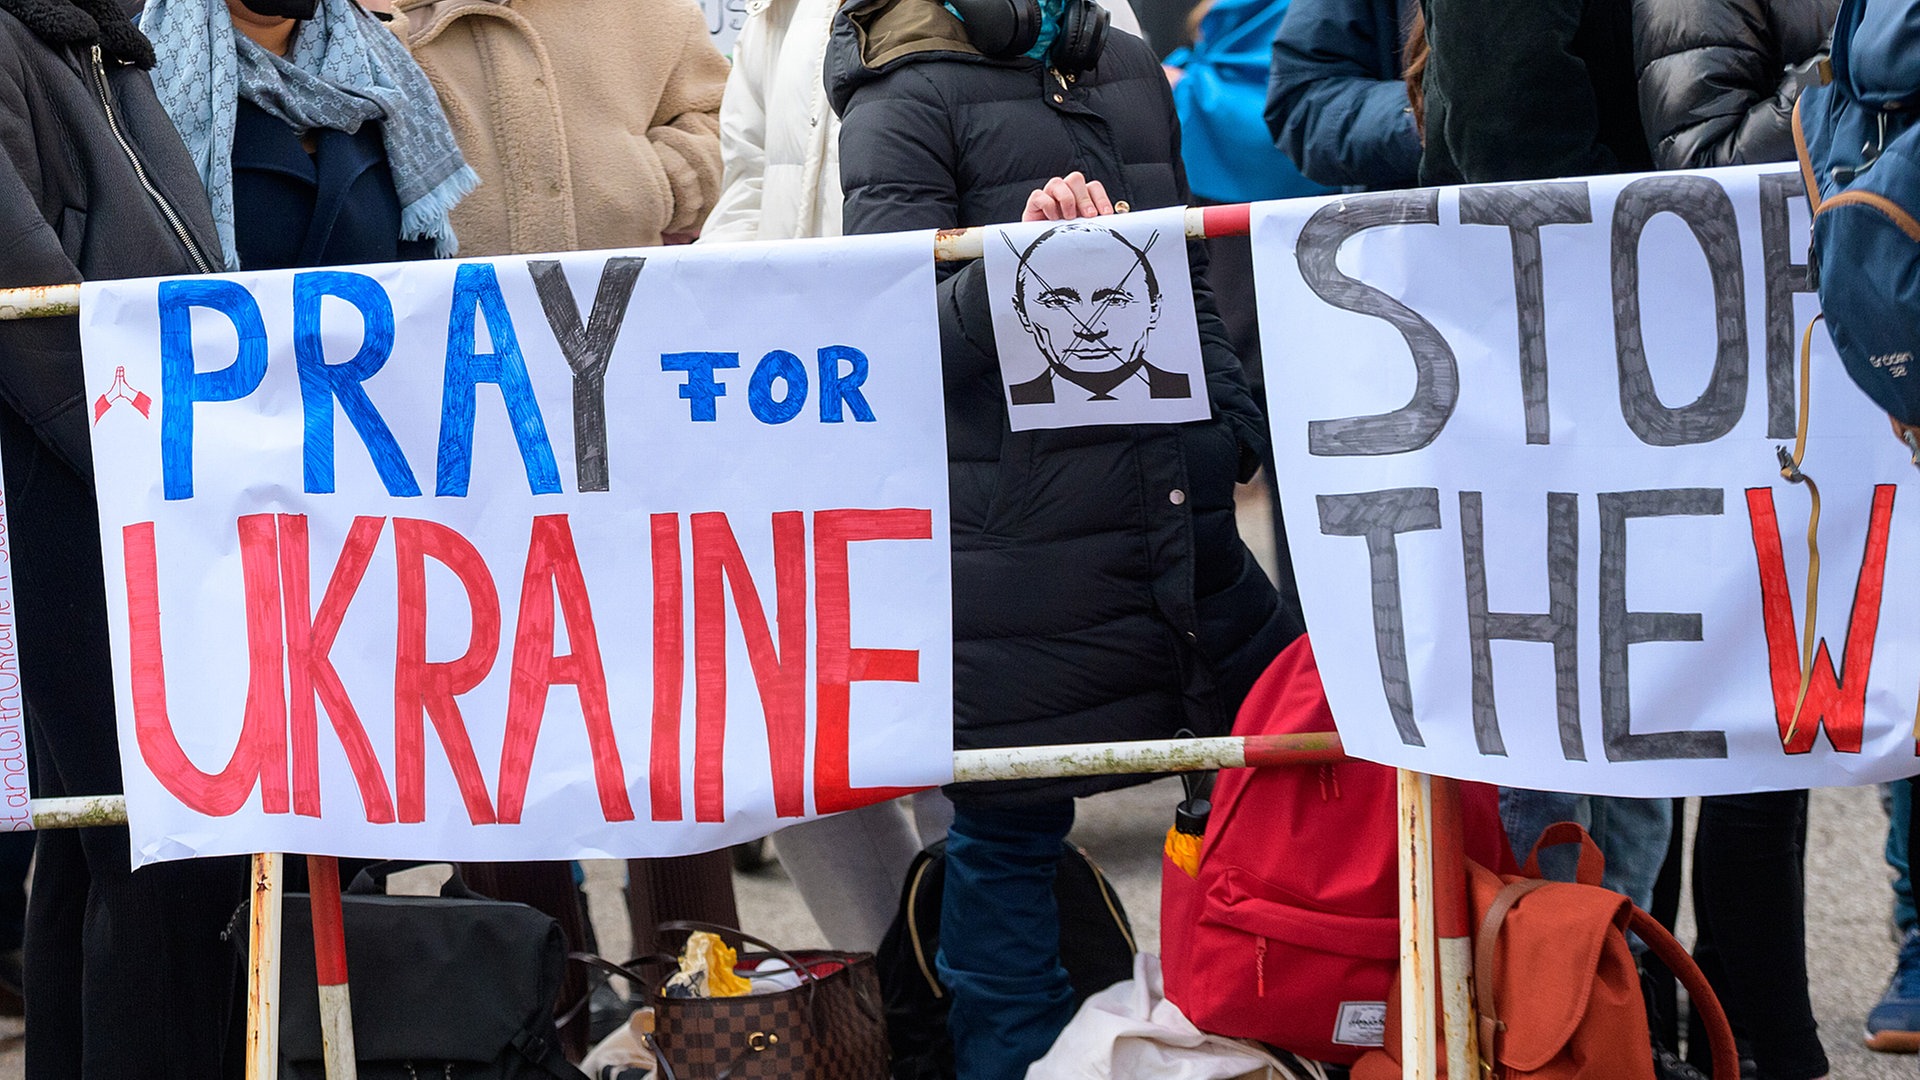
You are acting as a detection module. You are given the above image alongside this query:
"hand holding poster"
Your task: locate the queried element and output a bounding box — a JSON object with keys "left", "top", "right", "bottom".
{"left": 1257, "top": 165, "right": 1920, "bottom": 797}
{"left": 80, "top": 233, "right": 952, "bottom": 866}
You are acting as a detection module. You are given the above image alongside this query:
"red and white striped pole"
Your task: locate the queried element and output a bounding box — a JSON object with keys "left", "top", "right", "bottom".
{"left": 307, "top": 856, "right": 359, "bottom": 1080}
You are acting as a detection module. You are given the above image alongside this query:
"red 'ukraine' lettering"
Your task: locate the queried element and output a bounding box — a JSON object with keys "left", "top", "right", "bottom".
{"left": 279, "top": 514, "right": 395, "bottom": 822}
{"left": 496, "top": 515, "right": 635, "bottom": 824}
{"left": 814, "top": 509, "right": 932, "bottom": 814}
{"left": 392, "top": 518, "right": 500, "bottom": 824}
{"left": 126, "top": 516, "right": 289, "bottom": 816}
{"left": 1746, "top": 485, "right": 1895, "bottom": 754}
{"left": 649, "top": 513, "right": 686, "bottom": 821}
{"left": 690, "top": 511, "right": 808, "bottom": 822}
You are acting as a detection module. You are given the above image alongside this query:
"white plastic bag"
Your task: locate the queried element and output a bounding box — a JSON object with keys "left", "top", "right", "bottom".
{"left": 1025, "top": 954, "right": 1329, "bottom": 1080}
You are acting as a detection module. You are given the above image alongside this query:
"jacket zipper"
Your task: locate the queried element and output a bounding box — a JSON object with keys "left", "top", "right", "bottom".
{"left": 88, "top": 45, "right": 215, "bottom": 274}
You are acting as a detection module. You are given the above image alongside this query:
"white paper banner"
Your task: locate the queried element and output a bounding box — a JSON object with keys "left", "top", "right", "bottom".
{"left": 81, "top": 232, "right": 953, "bottom": 866}
{"left": 0, "top": 475, "right": 29, "bottom": 832}
{"left": 983, "top": 207, "right": 1210, "bottom": 430}
{"left": 1256, "top": 164, "right": 1920, "bottom": 797}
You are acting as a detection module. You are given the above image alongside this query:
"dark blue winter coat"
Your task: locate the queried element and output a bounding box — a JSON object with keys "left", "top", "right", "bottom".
{"left": 1263, "top": 0, "right": 1421, "bottom": 190}
{"left": 232, "top": 100, "right": 435, "bottom": 271}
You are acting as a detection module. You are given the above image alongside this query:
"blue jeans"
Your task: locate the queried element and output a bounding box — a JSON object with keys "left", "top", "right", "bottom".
{"left": 1887, "top": 780, "right": 1914, "bottom": 934}
{"left": 937, "top": 800, "right": 1077, "bottom": 1080}
{"left": 1498, "top": 788, "right": 1671, "bottom": 910}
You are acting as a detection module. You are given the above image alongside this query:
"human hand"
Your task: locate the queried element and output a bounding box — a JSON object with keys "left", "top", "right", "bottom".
{"left": 1021, "top": 171, "right": 1116, "bottom": 221}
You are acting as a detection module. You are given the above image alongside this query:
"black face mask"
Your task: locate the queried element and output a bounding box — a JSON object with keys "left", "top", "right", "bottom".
{"left": 237, "top": 0, "right": 319, "bottom": 21}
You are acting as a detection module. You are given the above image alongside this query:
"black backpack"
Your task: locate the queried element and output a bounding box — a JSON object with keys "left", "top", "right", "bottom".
{"left": 274, "top": 864, "right": 586, "bottom": 1080}
{"left": 876, "top": 840, "right": 1136, "bottom": 1080}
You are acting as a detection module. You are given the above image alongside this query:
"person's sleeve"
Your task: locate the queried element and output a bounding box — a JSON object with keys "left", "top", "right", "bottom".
{"left": 648, "top": 4, "right": 731, "bottom": 235}
{"left": 700, "top": 8, "right": 775, "bottom": 240}
{"left": 1264, "top": 0, "right": 1422, "bottom": 189}
{"left": 0, "top": 46, "right": 92, "bottom": 478}
{"left": 1424, "top": 0, "right": 1615, "bottom": 181}
{"left": 1633, "top": 0, "right": 1816, "bottom": 169}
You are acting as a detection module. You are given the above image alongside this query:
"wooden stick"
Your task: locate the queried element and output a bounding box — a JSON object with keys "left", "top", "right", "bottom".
{"left": 245, "top": 853, "right": 284, "bottom": 1080}
{"left": 1398, "top": 771, "right": 1438, "bottom": 1080}
{"left": 1430, "top": 777, "right": 1479, "bottom": 1077}
{"left": 307, "top": 856, "right": 359, "bottom": 1080}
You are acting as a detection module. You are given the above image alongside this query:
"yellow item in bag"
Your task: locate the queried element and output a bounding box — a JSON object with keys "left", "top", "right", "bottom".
{"left": 666, "top": 931, "right": 753, "bottom": 997}
{"left": 1164, "top": 826, "right": 1201, "bottom": 879}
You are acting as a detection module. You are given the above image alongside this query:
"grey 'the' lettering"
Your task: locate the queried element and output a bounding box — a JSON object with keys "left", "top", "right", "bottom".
{"left": 1597, "top": 489, "right": 1731, "bottom": 762}
{"left": 1318, "top": 488, "right": 1442, "bottom": 746}
{"left": 1460, "top": 490, "right": 1580, "bottom": 759}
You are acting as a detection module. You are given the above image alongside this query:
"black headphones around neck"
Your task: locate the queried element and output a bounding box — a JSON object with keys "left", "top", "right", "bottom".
{"left": 945, "top": 0, "right": 1109, "bottom": 74}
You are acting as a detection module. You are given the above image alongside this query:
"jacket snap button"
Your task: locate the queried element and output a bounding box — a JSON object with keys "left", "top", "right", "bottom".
{"left": 1115, "top": 200, "right": 1131, "bottom": 212}
{"left": 1168, "top": 489, "right": 1186, "bottom": 505}
{"left": 1052, "top": 93, "right": 1064, "bottom": 103}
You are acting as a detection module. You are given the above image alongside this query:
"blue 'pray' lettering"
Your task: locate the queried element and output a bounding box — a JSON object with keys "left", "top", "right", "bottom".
{"left": 159, "top": 280, "right": 269, "bottom": 501}
{"left": 294, "top": 271, "right": 419, "bottom": 497}
{"left": 436, "top": 263, "right": 562, "bottom": 497}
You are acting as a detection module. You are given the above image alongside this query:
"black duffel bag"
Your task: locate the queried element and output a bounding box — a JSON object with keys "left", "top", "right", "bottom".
{"left": 276, "top": 862, "right": 585, "bottom": 1080}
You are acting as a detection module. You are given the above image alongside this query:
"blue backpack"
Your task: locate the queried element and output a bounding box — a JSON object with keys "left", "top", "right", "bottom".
{"left": 1794, "top": 0, "right": 1920, "bottom": 425}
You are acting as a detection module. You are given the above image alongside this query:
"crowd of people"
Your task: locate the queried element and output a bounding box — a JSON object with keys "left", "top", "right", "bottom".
{"left": 0, "top": 0, "right": 1906, "bottom": 1076}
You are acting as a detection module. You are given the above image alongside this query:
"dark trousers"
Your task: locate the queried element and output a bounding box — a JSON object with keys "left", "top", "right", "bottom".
{"left": 0, "top": 828, "right": 33, "bottom": 953}
{"left": 1686, "top": 791, "right": 1828, "bottom": 1080}
{"left": 936, "top": 801, "right": 1077, "bottom": 1080}
{"left": 25, "top": 725, "right": 249, "bottom": 1080}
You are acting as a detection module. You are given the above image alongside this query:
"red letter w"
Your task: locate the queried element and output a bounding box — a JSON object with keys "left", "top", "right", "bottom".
{"left": 1745, "top": 485, "right": 1895, "bottom": 754}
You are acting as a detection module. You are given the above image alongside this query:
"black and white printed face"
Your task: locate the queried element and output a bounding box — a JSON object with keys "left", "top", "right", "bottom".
{"left": 1015, "top": 230, "right": 1160, "bottom": 388}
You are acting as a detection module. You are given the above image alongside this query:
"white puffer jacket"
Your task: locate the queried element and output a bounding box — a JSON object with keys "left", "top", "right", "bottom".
{"left": 700, "top": 0, "right": 1143, "bottom": 243}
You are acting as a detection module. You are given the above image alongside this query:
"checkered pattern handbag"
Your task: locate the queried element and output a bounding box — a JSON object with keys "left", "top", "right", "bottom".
{"left": 646, "top": 921, "right": 890, "bottom": 1080}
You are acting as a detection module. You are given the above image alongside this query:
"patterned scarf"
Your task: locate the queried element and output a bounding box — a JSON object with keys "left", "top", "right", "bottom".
{"left": 140, "top": 0, "right": 478, "bottom": 269}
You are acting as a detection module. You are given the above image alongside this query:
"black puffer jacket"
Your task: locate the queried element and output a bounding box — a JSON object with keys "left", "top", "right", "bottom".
{"left": 0, "top": 2, "right": 249, "bottom": 1075}
{"left": 0, "top": 0, "right": 220, "bottom": 800}
{"left": 828, "top": 0, "right": 1298, "bottom": 805}
{"left": 1633, "top": 0, "right": 1838, "bottom": 169}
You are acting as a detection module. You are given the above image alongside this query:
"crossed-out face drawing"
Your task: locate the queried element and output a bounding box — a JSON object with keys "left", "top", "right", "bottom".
{"left": 1006, "top": 224, "right": 1192, "bottom": 406}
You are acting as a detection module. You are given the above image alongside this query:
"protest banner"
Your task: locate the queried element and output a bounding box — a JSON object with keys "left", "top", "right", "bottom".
{"left": 79, "top": 232, "right": 953, "bottom": 866}
{"left": 0, "top": 478, "right": 26, "bottom": 833}
{"left": 1255, "top": 164, "right": 1920, "bottom": 797}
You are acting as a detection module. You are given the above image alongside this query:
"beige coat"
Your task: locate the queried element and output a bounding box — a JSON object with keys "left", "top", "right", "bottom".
{"left": 399, "top": 0, "right": 729, "bottom": 256}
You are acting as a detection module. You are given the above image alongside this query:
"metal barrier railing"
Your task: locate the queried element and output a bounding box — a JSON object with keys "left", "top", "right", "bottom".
{"left": 0, "top": 204, "right": 1467, "bottom": 1080}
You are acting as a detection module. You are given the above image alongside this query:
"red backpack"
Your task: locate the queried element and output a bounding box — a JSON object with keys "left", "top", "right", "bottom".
{"left": 1160, "top": 636, "right": 1512, "bottom": 1065}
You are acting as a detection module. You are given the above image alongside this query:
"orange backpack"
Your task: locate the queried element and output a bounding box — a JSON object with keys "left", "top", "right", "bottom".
{"left": 1351, "top": 823, "right": 1739, "bottom": 1080}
